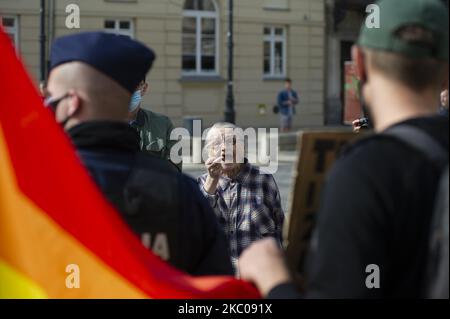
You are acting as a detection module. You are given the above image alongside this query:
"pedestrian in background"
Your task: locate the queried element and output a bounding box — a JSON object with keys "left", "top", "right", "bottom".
{"left": 277, "top": 78, "right": 299, "bottom": 133}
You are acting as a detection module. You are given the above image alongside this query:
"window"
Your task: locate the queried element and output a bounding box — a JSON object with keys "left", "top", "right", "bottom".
{"left": 104, "top": 19, "right": 134, "bottom": 38}
{"left": 1, "top": 16, "right": 19, "bottom": 50}
{"left": 263, "top": 0, "right": 289, "bottom": 10}
{"left": 264, "top": 26, "right": 286, "bottom": 78}
{"left": 182, "top": 0, "right": 219, "bottom": 75}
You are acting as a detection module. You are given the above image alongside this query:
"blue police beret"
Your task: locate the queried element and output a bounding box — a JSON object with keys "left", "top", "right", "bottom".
{"left": 50, "top": 32, "right": 155, "bottom": 93}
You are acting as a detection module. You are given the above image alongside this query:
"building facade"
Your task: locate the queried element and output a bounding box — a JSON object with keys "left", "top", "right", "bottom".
{"left": 0, "top": 0, "right": 326, "bottom": 129}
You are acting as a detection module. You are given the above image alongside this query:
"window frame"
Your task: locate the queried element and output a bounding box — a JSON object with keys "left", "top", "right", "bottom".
{"left": 1, "top": 15, "right": 20, "bottom": 51}
{"left": 263, "top": 0, "right": 290, "bottom": 11}
{"left": 182, "top": 0, "right": 220, "bottom": 76}
{"left": 263, "top": 26, "right": 287, "bottom": 79}
{"left": 104, "top": 18, "right": 134, "bottom": 38}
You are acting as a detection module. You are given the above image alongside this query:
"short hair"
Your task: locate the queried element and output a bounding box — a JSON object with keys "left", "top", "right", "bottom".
{"left": 365, "top": 25, "right": 448, "bottom": 92}
{"left": 285, "top": 78, "right": 292, "bottom": 84}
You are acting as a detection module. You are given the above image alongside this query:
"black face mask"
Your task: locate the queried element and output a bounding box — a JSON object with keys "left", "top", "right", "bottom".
{"left": 45, "top": 93, "right": 72, "bottom": 129}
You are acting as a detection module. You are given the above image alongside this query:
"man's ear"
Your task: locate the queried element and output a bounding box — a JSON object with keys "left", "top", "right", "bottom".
{"left": 352, "top": 45, "right": 367, "bottom": 82}
{"left": 67, "top": 90, "right": 82, "bottom": 117}
{"left": 141, "top": 82, "right": 149, "bottom": 95}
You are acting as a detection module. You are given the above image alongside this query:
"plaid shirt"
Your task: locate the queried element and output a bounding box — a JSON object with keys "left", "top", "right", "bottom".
{"left": 198, "top": 161, "right": 284, "bottom": 275}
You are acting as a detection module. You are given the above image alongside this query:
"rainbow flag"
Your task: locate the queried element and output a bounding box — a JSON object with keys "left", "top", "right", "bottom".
{"left": 0, "top": 27, "right": 260, "bottom": 299}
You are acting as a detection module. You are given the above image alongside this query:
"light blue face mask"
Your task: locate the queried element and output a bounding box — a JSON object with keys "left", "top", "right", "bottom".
{"left": 129, "top": 90, "right": 142, "bottom": 112}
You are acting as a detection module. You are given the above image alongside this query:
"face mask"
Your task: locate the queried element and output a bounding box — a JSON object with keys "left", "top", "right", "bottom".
{"left": 129, "top": 90, "right": 142, "bottom": 112}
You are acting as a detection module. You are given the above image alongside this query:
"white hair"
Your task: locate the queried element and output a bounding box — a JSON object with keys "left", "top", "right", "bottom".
{"left": 204, "top": 122, "right": 246, "bottom": 162}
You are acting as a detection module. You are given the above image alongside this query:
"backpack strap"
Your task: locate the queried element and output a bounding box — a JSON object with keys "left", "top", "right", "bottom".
{"left": 383, "top": 125, "right": 448, "bottom": 169}
{"left": 426, "top": 166, "right": 449, "bottom": 299}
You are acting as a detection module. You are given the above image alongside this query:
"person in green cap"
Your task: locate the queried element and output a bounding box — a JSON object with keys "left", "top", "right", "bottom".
{"left": 128, "top": 78, "right": 182, "bottom": 171}
{"left": 238, "top": 0, "right": 449, "bottom": 298}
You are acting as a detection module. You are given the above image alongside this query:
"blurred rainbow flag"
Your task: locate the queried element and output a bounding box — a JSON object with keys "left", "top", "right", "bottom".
{"left": 0, "top": 27, "right": 259, "bottom": 299}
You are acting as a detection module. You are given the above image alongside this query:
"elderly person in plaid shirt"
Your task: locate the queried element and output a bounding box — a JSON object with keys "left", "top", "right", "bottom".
{"left": 198, "top": 122, "right": 284, "bottom": 276}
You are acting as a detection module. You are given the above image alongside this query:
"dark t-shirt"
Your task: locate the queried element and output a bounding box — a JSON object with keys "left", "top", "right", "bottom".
{"left": 269, "top": 115, "right": 449, "bottom": 299}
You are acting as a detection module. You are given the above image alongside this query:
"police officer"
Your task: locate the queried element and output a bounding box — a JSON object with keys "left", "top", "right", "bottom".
{"left": 239, "top": 0, "right": 449, "bottom": 298}
{"left": 128, "top": 78, "right": 182, "bottom": 171}
{"left": 45, "top": 32, "right": 233, "bottom": 276}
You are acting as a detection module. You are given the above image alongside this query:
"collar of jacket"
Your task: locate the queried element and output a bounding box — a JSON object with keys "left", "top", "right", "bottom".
{"left": 129, "top": 108, "right": 147, "bottom": 128}
{"left": 135, "top": 108, "right": 147, "bottom": 127}
{"left": 219, "top": 158, "right": 252, "bottom": 189}
{"left": 67, "top": 121, "right": 140, "bottom": 153}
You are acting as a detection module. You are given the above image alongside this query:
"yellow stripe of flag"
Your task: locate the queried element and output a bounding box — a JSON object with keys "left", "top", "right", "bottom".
{"left": 0, "top": 259, "right": 48, "bottom": 299}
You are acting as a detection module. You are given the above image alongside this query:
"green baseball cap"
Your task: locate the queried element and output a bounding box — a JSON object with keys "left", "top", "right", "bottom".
{"left": 358, "top": 0, "right": 449, "bottom": 61}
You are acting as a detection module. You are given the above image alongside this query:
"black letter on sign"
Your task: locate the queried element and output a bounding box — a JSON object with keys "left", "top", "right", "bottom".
{"left": 306, "top": 182, "right": 315, "bottom": 208}
{"left": 314, "top": 140, "right": 335, "bottom": 173}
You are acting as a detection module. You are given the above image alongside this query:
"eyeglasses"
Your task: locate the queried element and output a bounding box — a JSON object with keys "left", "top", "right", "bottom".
{"left": 207, "top": 135, "right": 237, "bottom": 155}
{"left": 44, "top": 93, "right": 70, "bottom": 112}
